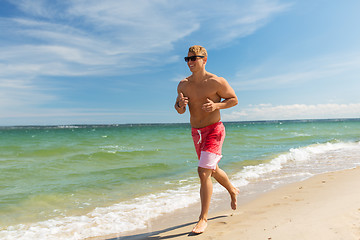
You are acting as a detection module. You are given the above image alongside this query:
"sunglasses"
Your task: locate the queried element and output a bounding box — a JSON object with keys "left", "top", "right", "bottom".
{"left": 184, "top": 55, "right": 205, "bottom": 62}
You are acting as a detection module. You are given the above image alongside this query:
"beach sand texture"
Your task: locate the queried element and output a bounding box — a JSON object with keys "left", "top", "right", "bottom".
{"left": 118, "top": 167, "right": 360, "bottom": 240}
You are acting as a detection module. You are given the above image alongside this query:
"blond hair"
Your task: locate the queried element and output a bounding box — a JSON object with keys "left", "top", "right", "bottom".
{"left": 188, "top": 45, "right": 207, "bottom": 57}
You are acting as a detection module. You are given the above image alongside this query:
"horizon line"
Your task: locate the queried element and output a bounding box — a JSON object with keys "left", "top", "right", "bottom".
{"left": 1, "top": 117, "right": 359, "bottom": 129}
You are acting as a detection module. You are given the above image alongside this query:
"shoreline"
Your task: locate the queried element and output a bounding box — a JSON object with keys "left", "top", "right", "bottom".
{"left": 103, "top": 167, "right": 360, "bottom": 240}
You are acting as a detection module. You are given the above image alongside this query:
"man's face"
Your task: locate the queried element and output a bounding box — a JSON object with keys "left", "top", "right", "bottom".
{"left": 187, "top": 52, "right": 206, "bottom": 72}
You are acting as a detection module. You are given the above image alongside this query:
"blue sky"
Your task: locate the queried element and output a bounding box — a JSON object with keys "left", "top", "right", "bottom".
{"left": 1, "top": 0, "right": 359, "bottom": 126}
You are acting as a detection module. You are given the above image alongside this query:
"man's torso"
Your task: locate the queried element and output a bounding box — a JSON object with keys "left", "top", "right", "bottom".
{"left": 179, "top": 73, "right": 222, "bottom": 128}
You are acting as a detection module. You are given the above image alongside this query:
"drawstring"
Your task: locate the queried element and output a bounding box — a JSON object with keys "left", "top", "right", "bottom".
{"left": 197, "top": 130, "right": 202, "bottom": 144}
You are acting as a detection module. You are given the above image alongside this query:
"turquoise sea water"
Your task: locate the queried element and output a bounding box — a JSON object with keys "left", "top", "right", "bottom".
{"left": 1, "top": 119, "right": 360, "bottom": 239}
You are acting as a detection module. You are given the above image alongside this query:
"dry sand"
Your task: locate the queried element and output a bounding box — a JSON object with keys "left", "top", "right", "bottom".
{"left": 116, "top": 167, "right": 360, "bottom": 240}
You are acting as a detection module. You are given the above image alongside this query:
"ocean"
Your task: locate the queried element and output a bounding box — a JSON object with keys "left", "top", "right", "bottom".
{"left": 1, "top": 119, "right": 360, "bottom": 239}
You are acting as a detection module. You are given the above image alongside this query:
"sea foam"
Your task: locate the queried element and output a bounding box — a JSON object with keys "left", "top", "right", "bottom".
{"left": 232, "top": 141, "right": 360, "bottom": 186}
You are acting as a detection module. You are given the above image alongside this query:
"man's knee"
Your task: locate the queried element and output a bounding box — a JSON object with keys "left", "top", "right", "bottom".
{"left": 198, "top": 167, "right": 213, "bottom": 180}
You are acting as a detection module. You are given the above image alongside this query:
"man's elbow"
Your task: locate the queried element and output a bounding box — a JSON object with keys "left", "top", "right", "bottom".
{"left": 178, "top": 110, "right": 186, "bottom": 114}
{"left": 175, "top": 106, "right": 186, "bottom": 114}
{"left": 233, "top": 97, "right": 238, "bottom": 107}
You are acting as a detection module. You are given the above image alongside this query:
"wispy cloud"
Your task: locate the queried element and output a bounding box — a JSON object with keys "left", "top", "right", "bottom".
{"left": 0, "top": 0, "right": 291, "bottom": 123}
{"left": 195, "top": 0, "right": 292, "bottom": 46}
{"left": 0, "top": 78, "right": 56, "bottom": 111}
{"left": 223, "top": 103, "right": 360, "bottom": 121}
{"left": 2, "top": 0, "right": 291, "bottom": 77}
{"left": 232, "top": 52, "right": 360, "bottom": 91}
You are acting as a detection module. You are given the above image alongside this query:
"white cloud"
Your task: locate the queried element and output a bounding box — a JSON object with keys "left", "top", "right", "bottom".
{"left": 197, "top": 0, "right": 292, "bottom": 46}
{"left": 0, "top": 78, "right": 56, "bottom": 112}
{"left": 0, "top": 0, "right": 291, "bottom": 123}
{"left": 233, "top": 52, "right": 360, "bottom": 91}
{"left": 3, "top": 0, "right": 291, "bottom": 76}
{"left": 9, "top": 0, "right": 52, "bottom": 18}
{"left": 223, "top": 103, "right": 360, "bottom": 121}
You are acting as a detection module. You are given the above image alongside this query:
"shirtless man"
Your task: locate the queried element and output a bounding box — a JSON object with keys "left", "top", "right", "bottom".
{"left": 175, "top": 45, "right": 239, "bottom": 234}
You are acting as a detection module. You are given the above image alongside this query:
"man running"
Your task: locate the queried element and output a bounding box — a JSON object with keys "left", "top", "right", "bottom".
{"left": 175, "top": 45, "right": 239, "bottom": 234}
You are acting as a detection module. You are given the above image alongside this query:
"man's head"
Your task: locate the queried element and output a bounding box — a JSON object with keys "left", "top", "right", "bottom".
{"left": 188, "top": 45, "right": 207, "bottom": 58}
{"left": 186, "top": 45, "right": 207, "bottom": 72}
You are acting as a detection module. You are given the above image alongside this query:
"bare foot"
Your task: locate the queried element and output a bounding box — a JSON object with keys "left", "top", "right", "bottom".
{"left": 192, "top": 219, "right": 207, "bottom": 234}
{"left": 230, "top": 188, "right": 240, "bottom": 210}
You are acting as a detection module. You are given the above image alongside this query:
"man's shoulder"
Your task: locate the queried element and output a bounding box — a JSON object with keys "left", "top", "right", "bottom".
{"left": 180, "top": 76, "right": 190, "bottom": 83}
{"left": 206, "top": 72, "right": 226, "bottom": 84}
{"left": 177, "top": 76, "right": 191, "bottom": 91}
{"left": 178, "top": 76, "right": 190, "bottom": 86}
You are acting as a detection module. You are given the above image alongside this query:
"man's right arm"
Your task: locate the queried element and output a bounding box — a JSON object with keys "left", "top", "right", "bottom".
{"left": 175, "top": 85, "right": 188, "bottom": 114}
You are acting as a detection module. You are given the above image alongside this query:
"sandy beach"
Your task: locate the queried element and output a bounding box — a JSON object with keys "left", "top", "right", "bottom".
{"left": 116, "top": 167, "right": 360, "bottom": 240}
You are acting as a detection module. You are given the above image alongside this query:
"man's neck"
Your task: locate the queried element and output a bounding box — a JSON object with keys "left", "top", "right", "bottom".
{"left": 191, "top": 69, "right": 207, "bottom": 82}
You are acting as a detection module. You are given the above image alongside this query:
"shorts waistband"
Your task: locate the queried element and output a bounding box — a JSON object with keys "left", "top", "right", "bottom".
{"left": 191, "top": 121, "right": 223, "bottom": 131}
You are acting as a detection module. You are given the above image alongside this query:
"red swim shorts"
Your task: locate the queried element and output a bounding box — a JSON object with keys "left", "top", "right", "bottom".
{"left": 191, "top": 122, "right": 225, "bottom": 170}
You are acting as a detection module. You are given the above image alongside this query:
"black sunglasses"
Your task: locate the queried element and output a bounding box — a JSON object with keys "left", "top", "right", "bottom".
{"left": 184, "top": 55, "right": 205, "bottom": 62}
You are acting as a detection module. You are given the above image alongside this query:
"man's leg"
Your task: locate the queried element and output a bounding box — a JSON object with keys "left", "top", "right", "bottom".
{"left": 212, "top": 165, "right": 239, "bottom": 210}
{"left": 192, "top": 167, "right": 213, "bottom": 234}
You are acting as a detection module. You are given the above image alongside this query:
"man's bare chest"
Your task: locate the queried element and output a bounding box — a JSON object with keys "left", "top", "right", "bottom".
{"left": 184, "top": 83, "right": 217, "bottom": 101}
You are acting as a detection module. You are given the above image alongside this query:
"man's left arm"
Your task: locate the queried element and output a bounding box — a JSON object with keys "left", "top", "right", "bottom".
{"left": 202, "top": 78, "right": 238, "bottom": 112}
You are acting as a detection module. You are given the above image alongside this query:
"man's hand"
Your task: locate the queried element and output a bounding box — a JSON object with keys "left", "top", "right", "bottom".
{"left": 202, "top": 98, "right": 217, "bottom": 112}
{"left": 177, "top": 92, "right": 189, "bottom": 109}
